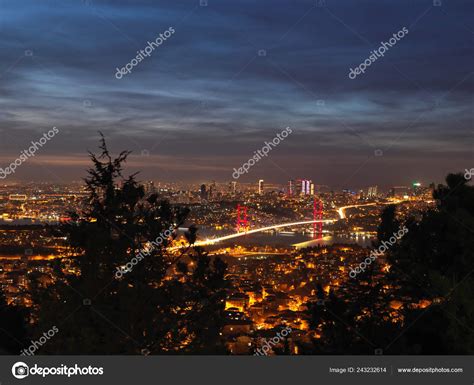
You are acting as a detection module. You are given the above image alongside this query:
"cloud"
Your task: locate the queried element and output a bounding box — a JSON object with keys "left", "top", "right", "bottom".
{"left": 0, "top": 0, "right": 472, "bottom": 187}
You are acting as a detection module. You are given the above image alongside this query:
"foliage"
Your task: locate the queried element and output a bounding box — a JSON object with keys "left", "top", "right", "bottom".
{"left": 32, "top": 135, "right": 229, "bottom": 354}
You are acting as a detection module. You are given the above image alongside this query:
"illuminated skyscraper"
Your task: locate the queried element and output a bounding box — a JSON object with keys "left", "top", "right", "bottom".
{"left": 299, "top": 179, "right": 311, "bottom": 195}
{"left": 288, "top": 180, "right": 295, "bottom": 196}
{"left": 367, "top": 186, "right": 378, "bottom": 198}
{"left": 289, "top": 179, "right": 312, "bottom": 195}
{"left": 230, "top": 181, "right": 237, "bottom": 195}
{"left": 258, "top": 179, "right": 264, "bottom": 195}
{"left": 412, "top": 182, "right": 421, "bottom": 196}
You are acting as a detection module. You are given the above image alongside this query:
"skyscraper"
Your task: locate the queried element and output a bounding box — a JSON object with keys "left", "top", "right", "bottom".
{"left": 209, "top": 181, "right": 216, "bottom": 200}
{"left": 367, "top": 186, "right": 378, "bottom": 198}
{"left": 288, "top": 180, "right": 295, "bottom": 196}
{"left": 289, "top": 179, "right": 312, "bottom": 196}
{"left": 412, "top": 182, "right": 421, "bottom": 196}
{"left": 229, "top": 181, "right": 237, "bottom": 195}
{"left": 200, "top": 184, "right": 207, "bottom": 201}
{"left": 258, "top": 179, "right": 264, "bottom": 195}
{"left": 299, "top": 179, "right": 311, "bottom": 195}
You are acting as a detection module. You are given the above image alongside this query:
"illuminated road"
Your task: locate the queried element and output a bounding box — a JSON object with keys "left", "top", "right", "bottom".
{"left": 337, "top": 200, "right": 405, "bottom": 219}
{"left": 337, "top": 203, "right": 379, "bottom": 219}
{"left": 194, "top": 219, "right": 336, "bottom": 246}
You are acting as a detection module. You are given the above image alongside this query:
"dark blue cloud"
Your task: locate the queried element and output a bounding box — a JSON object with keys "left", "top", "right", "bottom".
{"left": 0, "top": 0, "right": 472, "bottom": 187}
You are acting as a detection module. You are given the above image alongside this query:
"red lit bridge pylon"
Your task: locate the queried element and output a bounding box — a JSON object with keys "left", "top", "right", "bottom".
{"left": 313, "top": 198, "right": 323, "bottom": 239}
{"left": 236, "top": 204, "right": 249, "bottom": 232}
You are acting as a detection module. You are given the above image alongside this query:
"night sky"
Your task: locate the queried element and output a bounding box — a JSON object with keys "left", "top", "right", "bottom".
{"left": 0, "top": 0, "right": 472, "bottom": 189}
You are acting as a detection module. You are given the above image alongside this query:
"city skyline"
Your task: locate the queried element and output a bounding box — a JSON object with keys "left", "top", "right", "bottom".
{"left": 0, "top": 178, "right": 431, "bottom": 194}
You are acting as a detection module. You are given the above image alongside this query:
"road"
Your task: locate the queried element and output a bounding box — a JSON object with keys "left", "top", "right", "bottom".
{"left": 337, "top": 199, "right": 405, "bottom": 219}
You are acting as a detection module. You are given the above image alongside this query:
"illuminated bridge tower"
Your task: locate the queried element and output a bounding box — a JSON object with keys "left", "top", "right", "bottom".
{"left": 236, "top": 204, "right": 249, "bottom": 232}
{"left": 313, "top": 199, "right": 323, "bottom": 239}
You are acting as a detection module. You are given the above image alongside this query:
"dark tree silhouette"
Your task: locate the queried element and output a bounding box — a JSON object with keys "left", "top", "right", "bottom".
{"left": 375, "top": 205, "right": 400, "bottom": 247}
{"left": 384, "top": 173, "right": 474, "bottom": 354}
{"left": 305, "top": 173, "right": 474, "bottom": 355}
{"left": 32, "top": 135, "right": 229, "bottom": 354}
{"left": 0, "top": 292, "right": 28, "bottom": 354}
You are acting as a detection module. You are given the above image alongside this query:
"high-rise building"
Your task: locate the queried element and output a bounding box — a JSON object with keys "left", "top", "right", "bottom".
{"left": 299, "top": 179, "right": 311, "bottom": 195}
{"left": 289, "top": 179, "right": 312, "bottom": 195}
{"left": 412, "top": 182, "right": 421, "bottom": 196}
{"left": 367, "top": 186, "right": 378, "bottom": 198}
{"left": 200, "top": 184, "right": 207, "bottom": 201}
{"left": 295, "top": 180, "right": 302, "bottom": 196}
{"left": 258, "top": 179, "right": 264, "bottom": 195}
{"left": 229, "top": 181, "right": 237, "bottom": 195}
{"left": 288, "top": 180, "right": 295, "bottom": 196}
{"left": 209, "top": 181, "right": 216, "bottom": 200}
